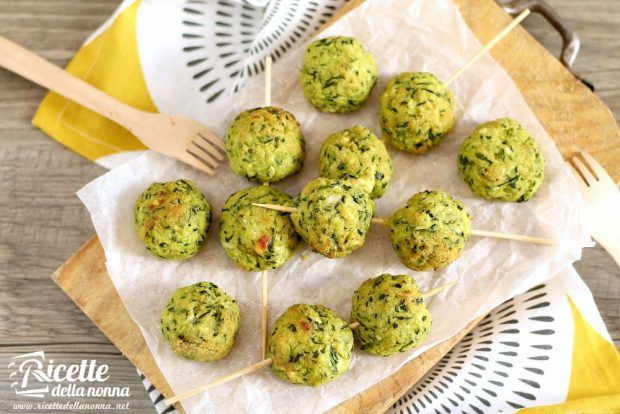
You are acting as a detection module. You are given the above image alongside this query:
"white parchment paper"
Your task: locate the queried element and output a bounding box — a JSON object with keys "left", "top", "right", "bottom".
{"left": 78, "top": 0, "right": 592, "bottom": 412}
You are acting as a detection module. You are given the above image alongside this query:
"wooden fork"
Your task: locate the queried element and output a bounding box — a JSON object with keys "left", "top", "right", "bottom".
{"left": 0, "top": 36, "right": 225, "bottom": 175}
{"left": 568, "top": 150, "right": 620, "bottom": 267}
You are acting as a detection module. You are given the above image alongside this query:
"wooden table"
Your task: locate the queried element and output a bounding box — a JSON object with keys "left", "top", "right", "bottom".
{"left": 0, "top": 1, "right": 618, "bottom": 413}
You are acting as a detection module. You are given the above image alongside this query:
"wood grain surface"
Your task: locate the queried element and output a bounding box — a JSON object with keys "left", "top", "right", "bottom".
{"left": 0, "top": 1, "right": 618, "bottom": 414}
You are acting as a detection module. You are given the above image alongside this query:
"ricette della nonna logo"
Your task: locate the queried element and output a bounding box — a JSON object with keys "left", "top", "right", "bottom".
{"left": 8, "top": 351, "right": 130, "bottom": 399}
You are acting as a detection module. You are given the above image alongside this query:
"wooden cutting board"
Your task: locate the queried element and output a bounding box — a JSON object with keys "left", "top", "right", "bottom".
{"left": 52, "top": 0, "right": 620, "bottom": 413}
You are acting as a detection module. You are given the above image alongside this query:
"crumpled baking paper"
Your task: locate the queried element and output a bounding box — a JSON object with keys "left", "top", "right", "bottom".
{"left": 77, "top": 0, "right": 592, "bottom": 412}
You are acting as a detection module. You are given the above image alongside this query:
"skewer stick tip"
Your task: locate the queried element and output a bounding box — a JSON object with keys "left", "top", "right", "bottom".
{"left": 471, "top": 229, "right": 557, "bottom": 245}
{"left": 264, "top": 56, "right": 272, "bottom": 107}
{"left": 445, "top": 8, "right": 530, "bottom": 85}
{"left": 164, "top": 358, "right": 273, "bottom": 405}
{"left": 422, "top": 279, "right": 458, "bottom": 299}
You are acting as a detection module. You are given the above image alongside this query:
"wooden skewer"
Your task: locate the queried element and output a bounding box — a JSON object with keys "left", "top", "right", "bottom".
{"left": 445, "top": 9, "right": 530, "bottom": 85}
{"left": 251, "top": 203, "right": 556, "bottom": 245}
{"left": 259, "top": 57, "right": 273, "bottom": 360}
{"left": 164, "top": 281, "right": 457, "bottom": 405}
{"left": 253, "top": 203, "right": 296, "bottom": 213}
{"left": 164, "top": 358, "right": 273, "bottom": 405}
{"left": 261, "top": 269, "right": 268, "bottom": 359}
{"left": 264, "top": 55, "right": 272, "bottom": 107}
{"left": 422, "top": 279, "right": 458, "bottom": 299}
{"left": 470, "top": 229, "right": 556, "bottom": 245}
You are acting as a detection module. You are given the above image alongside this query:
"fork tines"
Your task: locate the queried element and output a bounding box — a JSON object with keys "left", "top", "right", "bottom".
{"left": 569, "top": 150, "right": 613, "bottom": 187}
{"left": 185, "top": 132, "right": 227, "bottom": 174}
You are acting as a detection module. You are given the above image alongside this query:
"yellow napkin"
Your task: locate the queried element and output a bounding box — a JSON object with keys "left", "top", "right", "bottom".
{"left": 519, "top": 298, "right": 620, "bottom": 413}
{"left": 33, "top": 0, "right": 153, "bottom": 165}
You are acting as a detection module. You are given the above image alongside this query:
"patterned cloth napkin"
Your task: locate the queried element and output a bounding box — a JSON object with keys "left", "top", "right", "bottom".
{"left": 33, "top": 0, "right": 619, "bottom": 412}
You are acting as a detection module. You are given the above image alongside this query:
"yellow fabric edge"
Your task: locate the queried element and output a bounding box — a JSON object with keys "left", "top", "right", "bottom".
{"left": 519, "top": 296, "right": 620, "bottom": 413}
{"left": 32, "top": 0, "right": 153, "bottom": 162}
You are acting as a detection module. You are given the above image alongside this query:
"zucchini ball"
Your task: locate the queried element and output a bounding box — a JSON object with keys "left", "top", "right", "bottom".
{"left": 291, "top": 178, "right": 374, "bottom": 258}
{"left": 161, "top": 282, "right": 240, "bottom": 361}
{"left": 318, "top": 125, "right": 393, "bottom": 199}
{"left": 388, "top": 190, "right": 471, "bottom": 271}
{"left": 134, "top": 179, "right": 211, "bottom": 260}
{"left": 219, "top": 186, "right": 300, "bottom": 271}
{"left": 226, "top": 106, "right": 305, "bottom": 183}
{"left": 379, "top": 72, "right": 456, "bottom": 153}
{"left": 457, "top": 118, "right": 545, "bottom": 202}
{"left": 300, "top": 36, "right": 378, "bottom": 113}
{"left": 268, "top": 304, "right": 353, "bottom": 386}
{"left": 351, "top": 274, "right": 431, "bottom": 356}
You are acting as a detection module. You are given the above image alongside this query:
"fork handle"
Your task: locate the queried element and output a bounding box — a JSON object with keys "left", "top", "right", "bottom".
{"left": 0, "top": 36, "right": 143, "bottom": 132}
